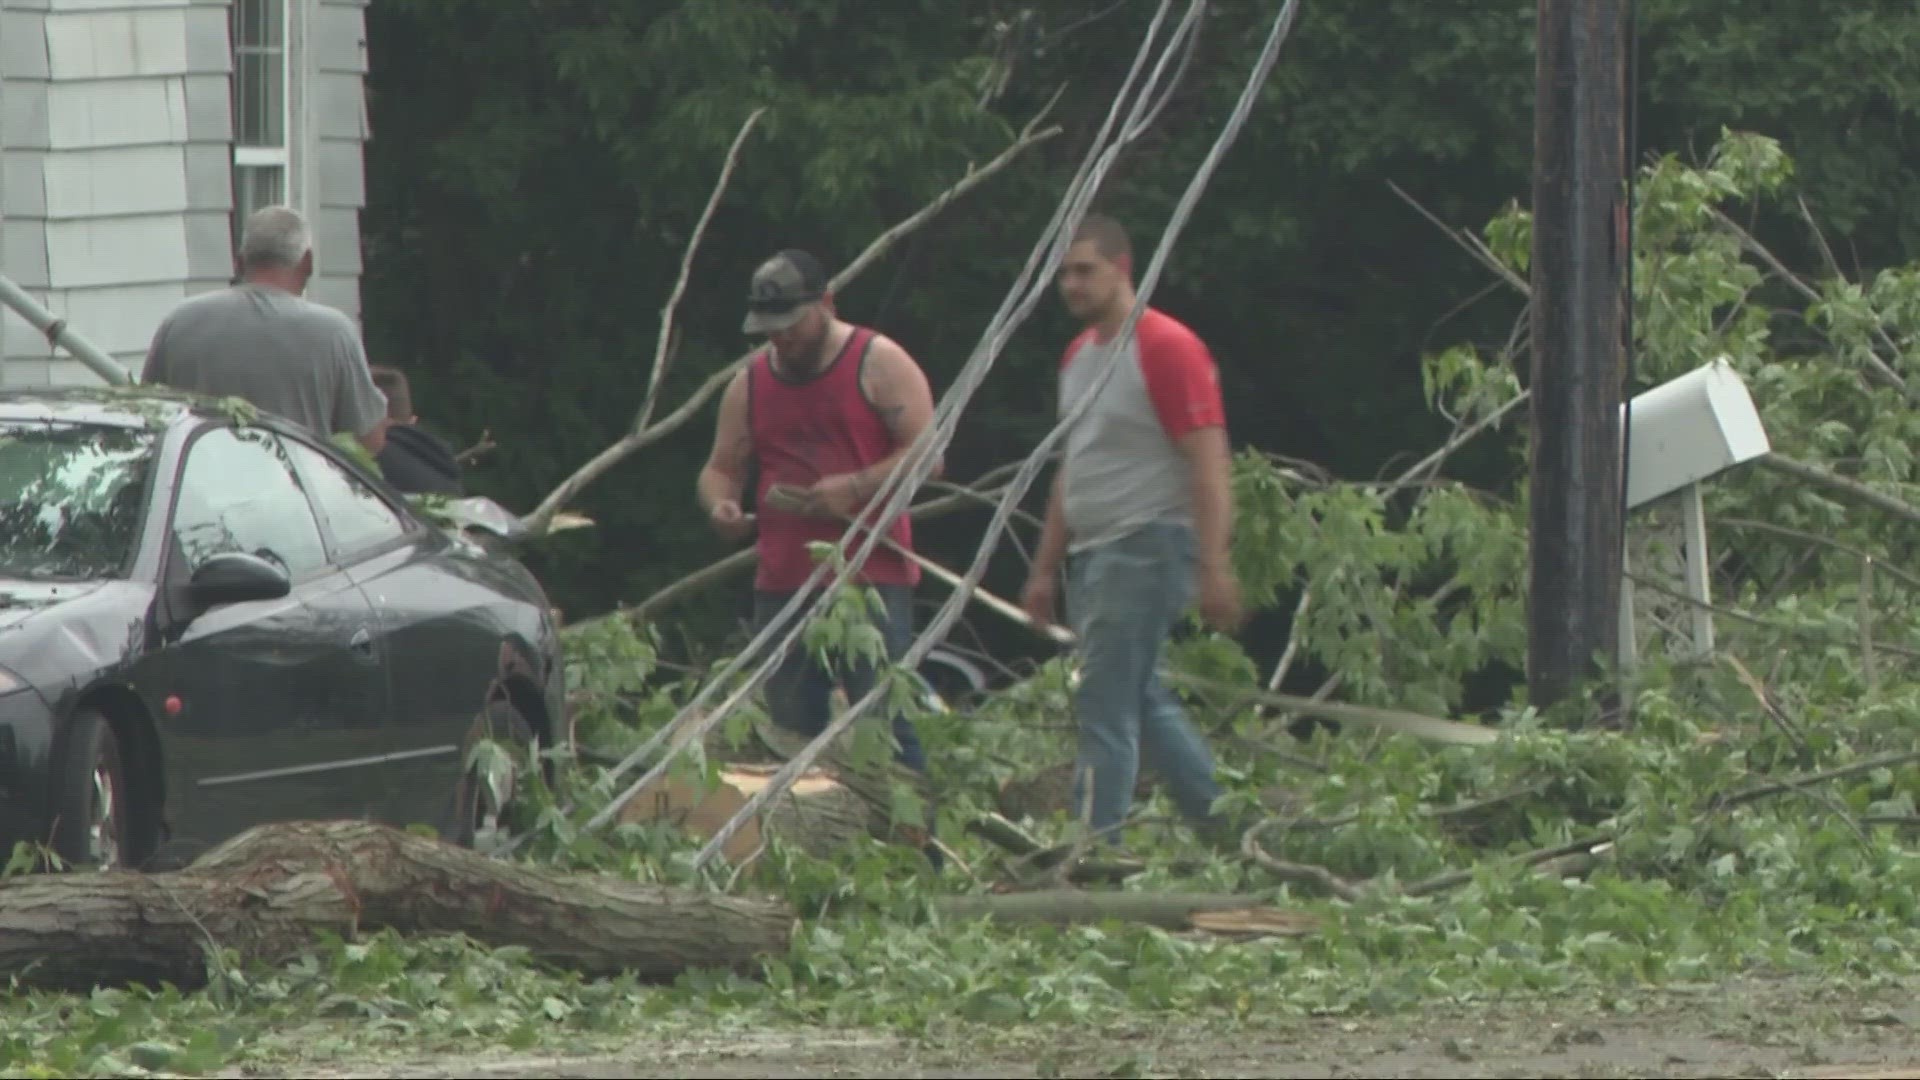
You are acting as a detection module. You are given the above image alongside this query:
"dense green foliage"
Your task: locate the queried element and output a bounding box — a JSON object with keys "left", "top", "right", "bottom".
{"left": 358, "top": 0, "right": 1920, "bottom": 679}
{"left": 11, "top": 1, "right": 1920, "bottom": 1073}
{"left": 10, "top": 128, "right": 1920, "bottom": 1076}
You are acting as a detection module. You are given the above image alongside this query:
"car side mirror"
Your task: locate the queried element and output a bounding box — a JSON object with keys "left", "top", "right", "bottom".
{"left": 188, "top": 551, "right": 292, "bottom": 606}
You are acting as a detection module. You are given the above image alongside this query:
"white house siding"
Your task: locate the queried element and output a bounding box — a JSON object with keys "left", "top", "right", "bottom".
{"left": 0, "top": 0, "right": 371, "bottom": 386}
{"left": 305, "top": 0, "right": 366, "bottom": 322}
{"left": 1, "top": 0, "right": 57, "bottom": 386}
{"left": 1, "top": 0, "right": 233, "bottom": 385}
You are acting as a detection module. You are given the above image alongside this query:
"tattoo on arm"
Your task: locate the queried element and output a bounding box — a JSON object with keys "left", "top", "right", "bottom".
{"left": 865, "top": 364, "right": 891, "bottom": 414}
{"left": 865, "top": 344, "right": 924, "bottom": 440}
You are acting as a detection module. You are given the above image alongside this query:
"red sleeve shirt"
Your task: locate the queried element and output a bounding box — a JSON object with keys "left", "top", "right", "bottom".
{"left": 1135, "top": 310, "right": 1226, "bottom": 441}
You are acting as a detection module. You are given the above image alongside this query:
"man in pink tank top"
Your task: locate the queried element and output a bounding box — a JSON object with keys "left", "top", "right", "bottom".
{"left": 697, "top": 250, "right": 942, "bottom": 783}
{"left": 1020, "top": 214, "right": 1245, "bottom": 851}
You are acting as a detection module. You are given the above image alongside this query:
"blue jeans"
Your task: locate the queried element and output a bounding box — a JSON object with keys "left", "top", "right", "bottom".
{"left": 1066, "top": 523, "right": 1223, "bottom": 841}
{"left": 753, "top": 584, "right": 929, "bottom": 773}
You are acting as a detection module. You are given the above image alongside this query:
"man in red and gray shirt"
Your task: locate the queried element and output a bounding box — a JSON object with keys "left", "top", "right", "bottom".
{"left": 1021, "top": 213, "right": 1244, "bottom": 846}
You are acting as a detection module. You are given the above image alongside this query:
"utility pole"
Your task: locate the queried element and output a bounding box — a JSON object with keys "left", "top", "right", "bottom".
{"left": 1527, "top": 0, "right": 1628, "bottom": 712}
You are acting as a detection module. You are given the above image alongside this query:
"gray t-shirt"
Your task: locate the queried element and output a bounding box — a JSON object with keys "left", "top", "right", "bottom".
{"left": 1058, "top": 307, "right": 1226, "bottom": 554}
{"left": 142, "top": 284, "right": 388, "bottom": 439}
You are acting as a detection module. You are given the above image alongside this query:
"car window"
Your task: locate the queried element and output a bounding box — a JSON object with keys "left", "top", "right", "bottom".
{"left": 0, "top": 421, "right": 157, "bottom": 580}
{"left": 172, "top": 426, "right": 328, "bottom": 578}
{"left": 282, "top": 440, "right": 410, "bottom": 559}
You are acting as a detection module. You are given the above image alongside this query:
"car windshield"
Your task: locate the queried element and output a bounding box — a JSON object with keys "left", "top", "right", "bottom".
{"left": 0, "top": 420, "right": 157, "bottom": 580}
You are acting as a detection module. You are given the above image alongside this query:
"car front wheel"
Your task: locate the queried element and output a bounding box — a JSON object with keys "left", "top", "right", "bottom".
{"left": 447, "top": 697, "right": 536, "bottom": 852}
{"left": 51, "top": 711, "right": 130, "bottom": 871}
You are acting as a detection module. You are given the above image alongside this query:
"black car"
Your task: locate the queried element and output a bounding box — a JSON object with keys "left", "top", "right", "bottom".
{"left": 0, "top": 387, "right": 565, "bottom": 871}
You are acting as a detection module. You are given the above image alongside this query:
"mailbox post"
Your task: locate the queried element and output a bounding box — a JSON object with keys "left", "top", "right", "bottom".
{"left": 1618, "top": 358, "right": 1772, "bottom": 666}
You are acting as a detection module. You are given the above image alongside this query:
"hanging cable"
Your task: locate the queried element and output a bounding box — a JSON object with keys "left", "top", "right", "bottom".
{"left": 689, "top": 0, "right": 1307, "bottom": 870}
{"left": 584, "top": 0, "right": 1205, "bottom": 827}
{"left": 815, "top": 0, "right": 1213, "bottom": 622}
{"left": 567, "top": 0, "right": 1213, "bottom": 841}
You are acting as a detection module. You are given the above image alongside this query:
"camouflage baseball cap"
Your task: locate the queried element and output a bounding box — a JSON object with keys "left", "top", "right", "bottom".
{"left": 743, "top": 249, "right": 829, "bottom": 335}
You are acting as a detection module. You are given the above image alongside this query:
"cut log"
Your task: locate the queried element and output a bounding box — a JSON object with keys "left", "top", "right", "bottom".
{"left": 747, "top": 712, "right": 939, "bottom": 847}
{"left": 613, "top": 764, "right": 883, "bottom": 861}
{"left": 0, "top": 819, "right": 795, "bottom": 993}
{"left": 932, "top": 888, "right": 1319, "bottom": 938}
{"left": 590, "top": 706, "right": 935, "bottom": 866}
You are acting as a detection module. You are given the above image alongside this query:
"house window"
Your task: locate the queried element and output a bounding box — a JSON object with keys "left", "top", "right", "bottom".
{"left": 231, "top": 0, "right": 289, "bottom": 248}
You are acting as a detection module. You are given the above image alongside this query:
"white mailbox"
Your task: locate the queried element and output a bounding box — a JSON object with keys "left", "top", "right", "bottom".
{"left": 1617, "top": 357, "right": 1771, "bottom": 666}
{"left": 1622, "top": 357, "right": 1772, "bottom": 510}
{"left": 1612, "top": 357, "right": 1758, "bottom": 668}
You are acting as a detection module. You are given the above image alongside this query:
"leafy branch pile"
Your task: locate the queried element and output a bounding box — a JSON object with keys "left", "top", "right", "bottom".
{"left": 9, "top": 131, "right": 1920, "bottom": 1077}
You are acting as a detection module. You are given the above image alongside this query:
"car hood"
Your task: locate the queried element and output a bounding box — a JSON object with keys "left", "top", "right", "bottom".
{"left": 0, "top": 579, "right": 154, "bottom": 688}
{"left": 0, "top": 580, "right": 111, "bottom": 625}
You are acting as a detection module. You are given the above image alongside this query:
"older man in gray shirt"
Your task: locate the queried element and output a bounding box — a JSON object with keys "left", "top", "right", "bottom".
{"left": 144, "top": 205, "right": 389, "bottom": 454}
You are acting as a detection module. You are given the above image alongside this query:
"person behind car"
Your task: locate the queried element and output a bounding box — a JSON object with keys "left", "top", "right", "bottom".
{"left": 142, "top": 205, "right": 390, "bottom": 456}
{"left": 368, "top": 365, "right": 464, "bottom": 496}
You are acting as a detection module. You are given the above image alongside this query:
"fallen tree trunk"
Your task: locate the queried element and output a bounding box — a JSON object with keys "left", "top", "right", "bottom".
{"left": 0, "top": 819, "right": 796, "bottom": 993}
{"left": 933, "top": 888, "right": 1318, "bottom": 938}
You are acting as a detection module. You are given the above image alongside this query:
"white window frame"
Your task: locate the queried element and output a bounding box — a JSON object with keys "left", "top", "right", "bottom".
{"left": 234, "top": 147, "right": 289, "bottom": 170}
{"left": 231, "top": 0, "right": 293, "bottom": 237}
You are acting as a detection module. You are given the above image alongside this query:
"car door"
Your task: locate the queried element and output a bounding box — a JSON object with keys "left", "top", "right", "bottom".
{"left": 277, "top": 435, "right": 505, "bottom": 831}
{"left": 140, "top": 423, "right": 392, "bottom": 847}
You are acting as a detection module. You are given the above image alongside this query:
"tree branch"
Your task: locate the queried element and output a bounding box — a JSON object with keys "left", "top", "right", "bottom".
{"left": 611, "top": 493, "right": 1501, "bottom": 751}
{"left": 736, "top": 518, "right": 1502, "bottom": 746}
{"left": 573, "top": 466, "right": 1030, "bottom": 631}
{"left": 1795, "top": 194, "right": 1847, "bottom": 286}
{"left": 1240, "top": 818, "right": 1366, "bottom": 902}
{"left": 521, "top": 108, "right": 765, "bottom": 537}
{"left": 1264, "top": 586, "right": 1310, "bottom": 693}
{"left": 454, "top": 429, "right": 497, "bottom": 466}
{"left": 1386, "top": 180, "right": 1530, "bottom": 297}
{"left": 520, "top": 107, "right": 1065, "bottom": 537}
{"left": 1707, "top": 207, "right": 1910, "bottom": 396}
{"left": 1712, "top": 749, "right": 1920, "bottom": 812}
{"left": 635, "top": 108, "right": 769, "bottom": 436}
{"left": 1388, "top": 390, "right": 1530, "bottom": 491}
{"left": 1623, "top": 568, "right": 1920, "bottom": 661}
{"left": 1712, "top": 516, "right": 1920, "bottom": 593}
{"left": 1757, "top": 453, "right": 1920, "bottom": 528}
{"left": 1254, "top": 372, "right": 1526, "bottom": 725}
{"left": 1394, "top": 178, "right": 1909, "bottom": 408}
{"left": 1241, "top": 747, "right": 1920, "bottom": 906}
